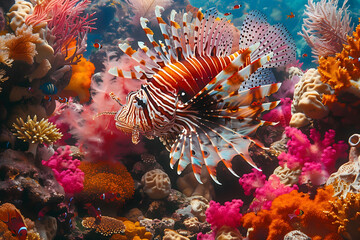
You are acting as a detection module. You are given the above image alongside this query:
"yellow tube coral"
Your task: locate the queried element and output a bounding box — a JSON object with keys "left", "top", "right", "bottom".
{"left": 110, "top": 219, "right": 152, "bottom": 240}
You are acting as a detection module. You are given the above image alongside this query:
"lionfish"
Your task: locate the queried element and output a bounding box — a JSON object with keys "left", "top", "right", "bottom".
{"left": 103, "top": 6, "right": 296, "bottom": 184}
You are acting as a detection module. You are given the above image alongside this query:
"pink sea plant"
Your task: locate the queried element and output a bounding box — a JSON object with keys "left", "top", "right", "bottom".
{"left": 239, "top": 169, "right": 298, "bottom": 212}
{"left": 205, "top": 199, "right": 244, "bottom": 231}
{"left": 42, "top": 145, "right": 84, "bottom": 194}
{"left": 278, "top": 127, "right": 348, "bottom": 185}
{"left": 26, "top": 0, "right": 96, "bottom": 62}
{"left": 52, "top": 52, "right": 145, "bottom": 162}
{"left": 298, "top": 0, "right": 353, "bottom": 61}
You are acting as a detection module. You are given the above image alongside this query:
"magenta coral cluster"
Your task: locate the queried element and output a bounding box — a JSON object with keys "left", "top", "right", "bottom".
{"left": 262, "top": 98, "right": 292, "bottom": 127}
{"left": 239, "top": 169, "right": 298, "bottom": 211}
{"left": 205, "top": 199, "right": 244, "bottom": 230}
{"left": 278, "top": 127, "right": 348, "bottom": 185}
{"left": 42, "top": 145, "right": 84, "bottom": 194}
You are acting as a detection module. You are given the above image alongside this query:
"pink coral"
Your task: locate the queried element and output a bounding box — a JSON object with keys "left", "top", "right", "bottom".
{"left": 238, "top": 168, "right": 266, "bottom": 196}
{"left": 239, "top": 170, "right": 298, "bottom": 211}
{"left": 262, "top": 98, "right": 292, "bottom": 127}
{"left": 205, "top": 199, "right": 243, "bottom": 231}
{"left": 278, "top": 127, "right": 348, "bottom": 185}
{"left": 42, "top": 145, "right": 84, "bottom": 194}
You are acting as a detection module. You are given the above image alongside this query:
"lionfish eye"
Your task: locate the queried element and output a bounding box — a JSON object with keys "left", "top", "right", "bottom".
{"left": 134, "top": 96, "right": 147, "bottom": 108}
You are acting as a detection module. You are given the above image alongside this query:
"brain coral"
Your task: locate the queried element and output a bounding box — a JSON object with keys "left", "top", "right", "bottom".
{"left": 78, "top": 161, "right": 134, "bottom": 205}
{"left": 141, "top": 169, "right": 171, "bottom": 199}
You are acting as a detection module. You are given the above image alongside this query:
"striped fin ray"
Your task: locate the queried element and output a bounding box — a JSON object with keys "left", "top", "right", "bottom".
{"left": 240, "top": 10, "right": 296, "bottom": 68}
{"left": 138, "top": 41, "right": 165, "bottom": 68}
{"left": 169, "top": 10, "right": 185, "bottom": 61}
{"left": 140, "top": 17, "right": 169, "bottom": 64}
{"left": 182, "top": 13, "right": 193, "bottom": 58}
{"left": 155, "top": 6, "right": 177, "bottom": 62}
{"left": 108, "top": 67, "right": 146, "bottom": 79}
{"left": 213, "top": 82, "right": 282, "bottom": 110}
{"left": 118, "top": 43, "right": 158, "bottom": 73}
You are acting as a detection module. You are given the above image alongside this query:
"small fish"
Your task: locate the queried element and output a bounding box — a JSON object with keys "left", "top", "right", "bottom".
{"left": 302, "top": 53, "right": 308, "bottom": 58}
{"left": 44, "top": 95, "right": 69, "bottom": 103}
{"left": 224, "top": 12, "right": 232, "bottom": 16}
{"left": 39, "top": 82, "right": 58, "bottom": 95}
{"left": 93, "top": 41, "right": 102, "bottom": 50}
{"left": 1, "top": 209, "right": 27, "bottom": 240}
{"left": 288, "top": 209, "right": 304, "bottom": 220}
{"left": 37, "top": 206, "right": 50, "bottom": 220}
{"left": 287, "top": 12, "right": 295, "bottom": 19}
{"left": 84, "top": 203, "right": 101, "bottom": 224}
{"left": 233, "top": 4, "right": 242, "bottom": 9}
{"left": 100, "top": 192, "right": 121, "bottom": 202}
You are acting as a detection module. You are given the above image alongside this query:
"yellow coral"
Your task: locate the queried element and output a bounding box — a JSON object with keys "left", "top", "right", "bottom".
{"left": 110, "top": 220, "right": 152, "bottom": 240}
{"left": 324, "top": 192, "right": 360, "bottom": 240}
{"left": 12, "top": 115, "right": 62, "bottom": 144}
{"left": 78, "top": 161, "right": 135, "bottom": 205}
{"left": 82, "top": 216, "right": 125, "bottom": 236}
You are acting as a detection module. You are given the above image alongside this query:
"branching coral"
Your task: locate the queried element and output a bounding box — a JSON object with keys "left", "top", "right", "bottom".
{"left": 82, "top": 216, "right": 125, "bottom": 236}
{"left": 318, "top": 18, "right": 360, "bottom": 106}
{"left": 324, "top": 192, "right": 360, "bottom": 240}
{"left": 239, "top": 170, "right": 298, "bottom": 211}
{"left": 78, "top": 161, "right": 134, "bottom": 205}
{"left": 205, "top": 199, "right": 243, "bottom": 231}
{"left": 278, "top": 127, "right": 348, "bottom": 185}
{"left": 242, "top": 186, "right": 342, "bottom": 240}
{"left": 299, "top": 0, "right": 352, "bottom": 60}
{"left": 42, "top": 145, "right": 84, "bottom": 194}
{"left": 12, "top": 115, "right": 63, "bottom": 155}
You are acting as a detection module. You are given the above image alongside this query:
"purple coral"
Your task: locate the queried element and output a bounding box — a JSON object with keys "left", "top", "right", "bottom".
{"left": 239, "top": 170, "right": 298, "bottom": 211}
{"left": 42, "top": 145, "right": 84, "bottom": 194}
{"left": 205, "top": 199, "right": 243, "bottom": 231}
{"left": 278, "top": 127, "right": 348, "bottom": 185}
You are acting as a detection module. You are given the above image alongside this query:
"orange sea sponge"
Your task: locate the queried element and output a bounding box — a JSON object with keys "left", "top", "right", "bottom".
{"left": 110, "top": 219, "right": 152, "bottom": 240}
{"left": 78, "top": 161, "right": 135, "bottom": 205}
{"left": 324, "top": 192, "right": 360, "bottom": 240}
{"left": 318, "top": 18, "right": 360, "bottom": 99}
{"left": 242, "top": 186, "right": 342, "bottom": 240}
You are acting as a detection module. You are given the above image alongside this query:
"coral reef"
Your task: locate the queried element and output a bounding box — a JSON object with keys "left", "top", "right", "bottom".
{"left": 82, "top": 216, "right": 125, "bottom": 236}
{"left": 278, "top": 127, "right": 348, "bottom": 185}
{"left": 324, "top": 192, "right": 360, "bottom": 240}
{"left": 141, "top": 169, "right": 171, "bottom": 200}
{"left": 42, "top": 145, "right": 84, "bottom": 194}
{"left": 0, "top": 149, "right": 65, "bottom": 207}
{"left": 78, "top": 161, "right": 134, "bottom": 205}
{"left": 12, "top": 115, "right": 62, "bottom": 155}
{"left": 299, "top": 0, "right": 352, "bottom": 60}
{"left": 242, "top": 187, "right": 341, "bottom": 240}
{"left": 291, "top": 68, "right": 333, "bottom": 127}
{"left": 326, "top": 133, "right": 360, "bottom": 197}
{"left": 206, "top": 199, "right": 243, "bottom": 231}
{"left": 110, "top": 219, "right": 152, "bottom": 240}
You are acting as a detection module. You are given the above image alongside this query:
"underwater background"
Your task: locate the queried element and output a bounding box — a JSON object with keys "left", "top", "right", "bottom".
{"left": 1, "top": 0, "right": 360, "bottom": 239}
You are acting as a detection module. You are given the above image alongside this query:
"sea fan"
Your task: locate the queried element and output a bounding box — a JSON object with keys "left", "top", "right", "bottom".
{"left": 125, "top": 0, "right": 173, "bottom": 25}
{"left": 299, "top": 0, "right": 353, "bottom": 61}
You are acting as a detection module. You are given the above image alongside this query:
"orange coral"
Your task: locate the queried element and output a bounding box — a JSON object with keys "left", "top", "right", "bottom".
{"left": 324, "top": 192, "right": 360, "bottom": 240}
{"left": 79, "top": 161, "right": 135, "bottom": 205}
{"left": 318, "top": 18, "right": 360, "bottom": 98}
{"left": 58, "top": 39, "right": 95, "bottom": 103}
{"left": 242, "top": 186, "right": 342, "bottom": 240}
{"left": 5, "top": 26, "right": 42, "bottom": 64}
{"left": 110, "top": 219, "right": 152, "bottom": 240}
